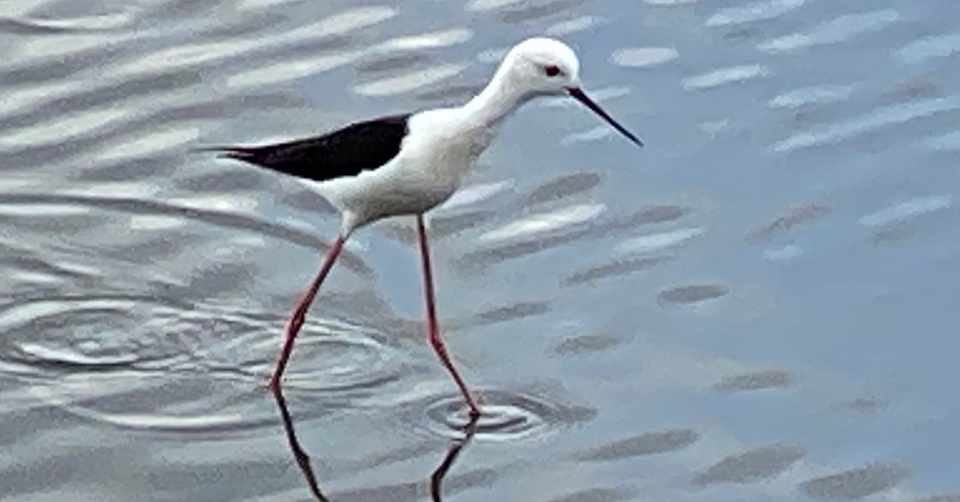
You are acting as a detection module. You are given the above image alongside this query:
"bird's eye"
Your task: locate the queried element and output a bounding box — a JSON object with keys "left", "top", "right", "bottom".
{"left": 544, "top": 65, "right": 561, "bottom": 77}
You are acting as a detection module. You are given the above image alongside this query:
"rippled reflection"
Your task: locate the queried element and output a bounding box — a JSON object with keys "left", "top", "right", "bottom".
{"left": 800, "top": 464, "right": 910, "bottom": 500}
{"left": 271, "top": 385, "right": 479, "bottom": 502}
{"left": 272, "top": 388, "right": 330, "bottom": 502}
{"left": 430, "top": 414, "right": 479, "bottom": 502}
{"left": 694, "top": 444, "right": 805, "bottom": 485}
{"left": 683, "top": 64, "right": 770, "bottom": 90}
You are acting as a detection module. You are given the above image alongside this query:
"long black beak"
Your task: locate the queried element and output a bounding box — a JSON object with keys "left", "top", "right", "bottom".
{"left": 567, "top": 87, "right": 643, "bottom": 148}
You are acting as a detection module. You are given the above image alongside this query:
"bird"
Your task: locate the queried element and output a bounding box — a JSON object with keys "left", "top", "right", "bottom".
{"left": 205, "top": 37, "right": 643, "bottom": 419}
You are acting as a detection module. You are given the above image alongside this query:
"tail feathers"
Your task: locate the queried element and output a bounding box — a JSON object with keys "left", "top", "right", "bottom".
{"left": 192, "top": 145, "right": 262, "bottom": 163}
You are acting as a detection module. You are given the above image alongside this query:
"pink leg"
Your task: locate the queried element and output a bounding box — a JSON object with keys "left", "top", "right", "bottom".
{"left": 417, "top": 215, "right": 481, "bottom": 419}
{"left": 270, "top": 235, "right": 346, "bottom": 393}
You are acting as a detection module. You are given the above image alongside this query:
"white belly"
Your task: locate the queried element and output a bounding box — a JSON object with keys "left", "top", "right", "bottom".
{"left": 307, "top": 155, "right": 466, "bottom": 233}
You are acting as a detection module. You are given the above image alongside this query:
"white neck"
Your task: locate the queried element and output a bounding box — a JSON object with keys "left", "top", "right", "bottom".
{"left": 459, "top": 62, "right": 531, "bottom": 129}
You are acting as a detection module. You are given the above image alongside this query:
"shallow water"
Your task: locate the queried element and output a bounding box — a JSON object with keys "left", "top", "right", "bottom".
{"left": 2, "top": 0, "right": 959, "bottom": 500}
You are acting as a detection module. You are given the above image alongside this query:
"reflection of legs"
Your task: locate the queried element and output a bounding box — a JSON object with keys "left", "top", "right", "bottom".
{"left": 270, "top": 236, "right": 346, "bottom": 392}
{"left": 272, "top": 387, "right": 329, "bottom": 502}
{"left": 430, "top": 414, "right": 479, "bottom": 502}
{"left": 416, "top": 214, "right": 481, "bottom": 418}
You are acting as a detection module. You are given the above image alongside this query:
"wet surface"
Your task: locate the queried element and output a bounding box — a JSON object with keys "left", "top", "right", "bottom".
{"left": 2, "top": 0, "right": 959, "bottom": 500}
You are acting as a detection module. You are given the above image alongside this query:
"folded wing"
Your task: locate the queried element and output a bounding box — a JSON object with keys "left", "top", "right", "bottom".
{"left": 211, "top": 113, "right": 412, "bottom": 182}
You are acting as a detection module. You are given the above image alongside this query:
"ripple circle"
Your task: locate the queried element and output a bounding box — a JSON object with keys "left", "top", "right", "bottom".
{"left": 0, "top": 294, "right": 409, "bottom": 433}
{"left": 420, "top": 389, "right": 595, "bottom": 442}
{"left": 275, "top": 321, "right": 406, "bottom": 393}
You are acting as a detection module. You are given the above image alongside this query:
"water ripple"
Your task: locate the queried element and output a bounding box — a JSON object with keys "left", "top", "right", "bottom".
{"left": 713, "top": 369, "right": 795, "bottom": 392}
{"left": 476, "top": 47, "right": 509, "bottom": 64}
{"left": 0, "top": 108, "right": 127, "bottom": 151}
{"left": 658, "top": 284, "right": 729, "bottom": 305}
{"left": 562, "top": 126, "right": 614, "bottom": 145}
{"left": 897, "top": 33, "right": 960, "bottom": 64}
{"left": 110, "top": 6, "right": 396, "bottom": 78}
{"left": 466, "top": 0, "right": 525, "bottom": 12}
{"left": 7, "top": 33, "right": 128, "bottom": 68}
{"left": 94, "top": 124, "right": 201, "bottom": 163}
{"left": 2, "top": 10, "right": 135, "bottom": 32}
{"left": 683, "top": 65, "right": 770, "bottom": 90}
{"left": 226, "top": 51, "right": 362, "bottom": 89}
{"left": 926, "top": 131, "right": 960, "bottom": 152}
{"left": 0, "top": 192, "right": 373, "bottom": 274}
{"left": 547, "top": 487, "right": 637, "bottom": 502}
{"left": 914, "top": 494, "right": 960, "bottom": 502}
{"left": 545, "top": 15, "right": 606, "bottom": 36}
{"left": 859, "top": 195, "right": 952, "bottom": 228}
{"left": 543, "top": 86, "right": 631, "bottom": 108}
{"left": 615, "top": 227, "right": 704, "bottom": 255}
{"left": 552, "top": 333, "right": 622, "bottom": 356}
{"left": 0, "top": 293, "right": 408, "bottom": 432}
{"left": 611, "top": 47, "right": 679, "bottom": 68}
{"left": 478, "top": 203, "right": 605, "bottom": 243}
{"left": 774, "top": 96, "right": 960, "bottom": 152}
{"left": 769, "top": 84, "right": 855, "bottom": 109}
{"left": 497, "top": 0, "right": 583, "bottom": 24}
{"left": 707, "top": 0, "right": 806, "bottom": 27}
{"left": 575, "top": 429, "right": 700, "bottom": 461}
{"left": 458, "top": 205, "right": 688, "bottom": 269}
{"left": 563, "top": 256, "right": 670, "bottom": 285}
{"left": 758, "top": 9, "right": 901, "bottom": 53}
{"left": 354, "top": 64, "right": 468, "bottom": 97}
{"left": 418, "top": 389, "right": 596, "bottom": 442}
{"left": 694, "top": 444, "right": 805, "bottom": 485}
{"left": 763, "top": 244, "right": 803, "bottom": 262}
{"left": 800, "top": 463, "right": 911, "bottom": 500}
{"left": 236, "top": 0, "right": 304, "bottom": 11}
{"left": 0, "top": 295, "right": 194, "bottom": 377}
{"left": 524, "top": 172, "right": 601, "bottom": 208}
{"left": 441, "top": 180, "right": 516, "bottom": 211}
{"left": 375, "top": 28, "right": 473, "bottom": 52}
{"left": 748, "top": 204, "right": 831, "bottom": 240}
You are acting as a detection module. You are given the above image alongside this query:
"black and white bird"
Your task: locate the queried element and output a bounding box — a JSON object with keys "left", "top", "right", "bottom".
{"left": 207, "top": 37, "right": 642, "bottom": 419}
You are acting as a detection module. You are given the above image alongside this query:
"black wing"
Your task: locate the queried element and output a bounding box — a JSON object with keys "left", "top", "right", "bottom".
{"left": 209, "top": 113, "right": 411, "bottom": 182}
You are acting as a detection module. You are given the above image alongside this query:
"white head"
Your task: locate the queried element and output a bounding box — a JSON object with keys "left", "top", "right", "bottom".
{"left": 499, "top": 37, "right": 582, "bottom": 96}
{"left": 495, "top": 37, "right": 643, "bottom": 147}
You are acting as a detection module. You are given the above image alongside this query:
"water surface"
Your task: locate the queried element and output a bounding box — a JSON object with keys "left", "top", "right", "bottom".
{"left": 2, "top": 0, "right": 959, "bottom": 500}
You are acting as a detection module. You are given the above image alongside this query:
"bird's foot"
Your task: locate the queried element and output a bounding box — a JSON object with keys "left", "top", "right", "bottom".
{"left": 466, "top": 409, "right": 481, "bottom": 424}
{"left": 259, "top": 375, "right": 282, "bottom": 394}
{"left": 461, "top": 408, "right": 481, "bottom": 432}
{"left": 467, "top": 400, "right": 482, "bottom": 422}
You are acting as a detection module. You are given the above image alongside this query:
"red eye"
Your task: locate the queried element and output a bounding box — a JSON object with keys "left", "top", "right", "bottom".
{"left": 544, "top": 65, "right": 561, "bottom": 77}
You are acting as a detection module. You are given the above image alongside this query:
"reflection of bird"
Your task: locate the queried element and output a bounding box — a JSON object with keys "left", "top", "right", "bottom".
{"left": 206, "top": 37, "right": 642, "bottom": 418}
{"left": 431, "top": 415, "right": 479, "bottom": 502}
{"left": 271, "top": 384, "right": 478, "bottom": 502}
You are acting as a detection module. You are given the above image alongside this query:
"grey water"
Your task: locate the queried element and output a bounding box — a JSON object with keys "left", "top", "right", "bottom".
{"left": 2, "top": 0, "right": 959, "bottom": 500}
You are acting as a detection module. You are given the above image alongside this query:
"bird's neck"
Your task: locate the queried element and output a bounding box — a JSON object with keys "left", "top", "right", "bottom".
{"left": 460, "top": 66, "right": 530, "bottom": 130}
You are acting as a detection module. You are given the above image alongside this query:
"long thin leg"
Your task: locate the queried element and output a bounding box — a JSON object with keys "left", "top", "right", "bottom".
{"left": 270, "top": 235, "right": 346, "bottom": 392}
{"left": 416, "top": 214, "right": 481, "bottom": 418}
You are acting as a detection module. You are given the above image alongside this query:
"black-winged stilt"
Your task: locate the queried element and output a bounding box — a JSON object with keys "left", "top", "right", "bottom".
{"left": 207, "top": 37, "right": 642, "bottom": 419}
